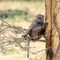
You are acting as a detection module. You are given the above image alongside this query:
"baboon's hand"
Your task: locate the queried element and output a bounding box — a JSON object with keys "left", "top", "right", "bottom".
{"left": 22, "top": 34, "right": 27, "bottom": 40}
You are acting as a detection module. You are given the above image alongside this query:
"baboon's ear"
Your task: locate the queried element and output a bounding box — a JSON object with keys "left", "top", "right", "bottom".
{"left": 42, "top": 15, "right": 44, "bottom": 18}
{"left": 41, "top": 15, "right": 44, "bottom": 21}
{"left": 45, "top": 22, "right": 48, "bottom": 27}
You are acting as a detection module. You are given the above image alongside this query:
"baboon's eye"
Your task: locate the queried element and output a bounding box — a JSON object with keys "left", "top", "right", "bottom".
{"left": 38, "top": 17, "right": 41, "bottom": 19}
{"left": 38, "top": 17, "right": 43, "bottom": 20}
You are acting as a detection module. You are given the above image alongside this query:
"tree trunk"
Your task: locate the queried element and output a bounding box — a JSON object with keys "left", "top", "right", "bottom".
{"left": 46, "top": 0, "right": 60, "bottom": 60}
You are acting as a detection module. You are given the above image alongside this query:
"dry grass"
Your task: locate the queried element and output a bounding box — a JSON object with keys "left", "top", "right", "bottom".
{"left": 0, "top": 1, "right": 45, "bottom": 15}
{"left": 0, "top": 1, "right": 46, "bottom": 60}
{"left": 0, "top": 20, "right": 46, "bottom": 60}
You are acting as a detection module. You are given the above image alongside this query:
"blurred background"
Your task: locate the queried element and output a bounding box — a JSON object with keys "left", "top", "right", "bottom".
{"left": 0, "top": 0, "right": 45, "bottom": 27}
{"left": 0, "top": 0, "right": 45, "bottom": 60}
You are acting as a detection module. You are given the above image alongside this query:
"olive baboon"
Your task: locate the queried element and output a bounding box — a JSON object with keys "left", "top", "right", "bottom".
{"left": 22, "top": 14, "right": 48, "bottom": 40}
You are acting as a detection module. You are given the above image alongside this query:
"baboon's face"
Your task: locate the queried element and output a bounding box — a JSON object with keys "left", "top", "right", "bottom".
{"left": 36, "top": 15, "right": 44, "bottom": 24}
